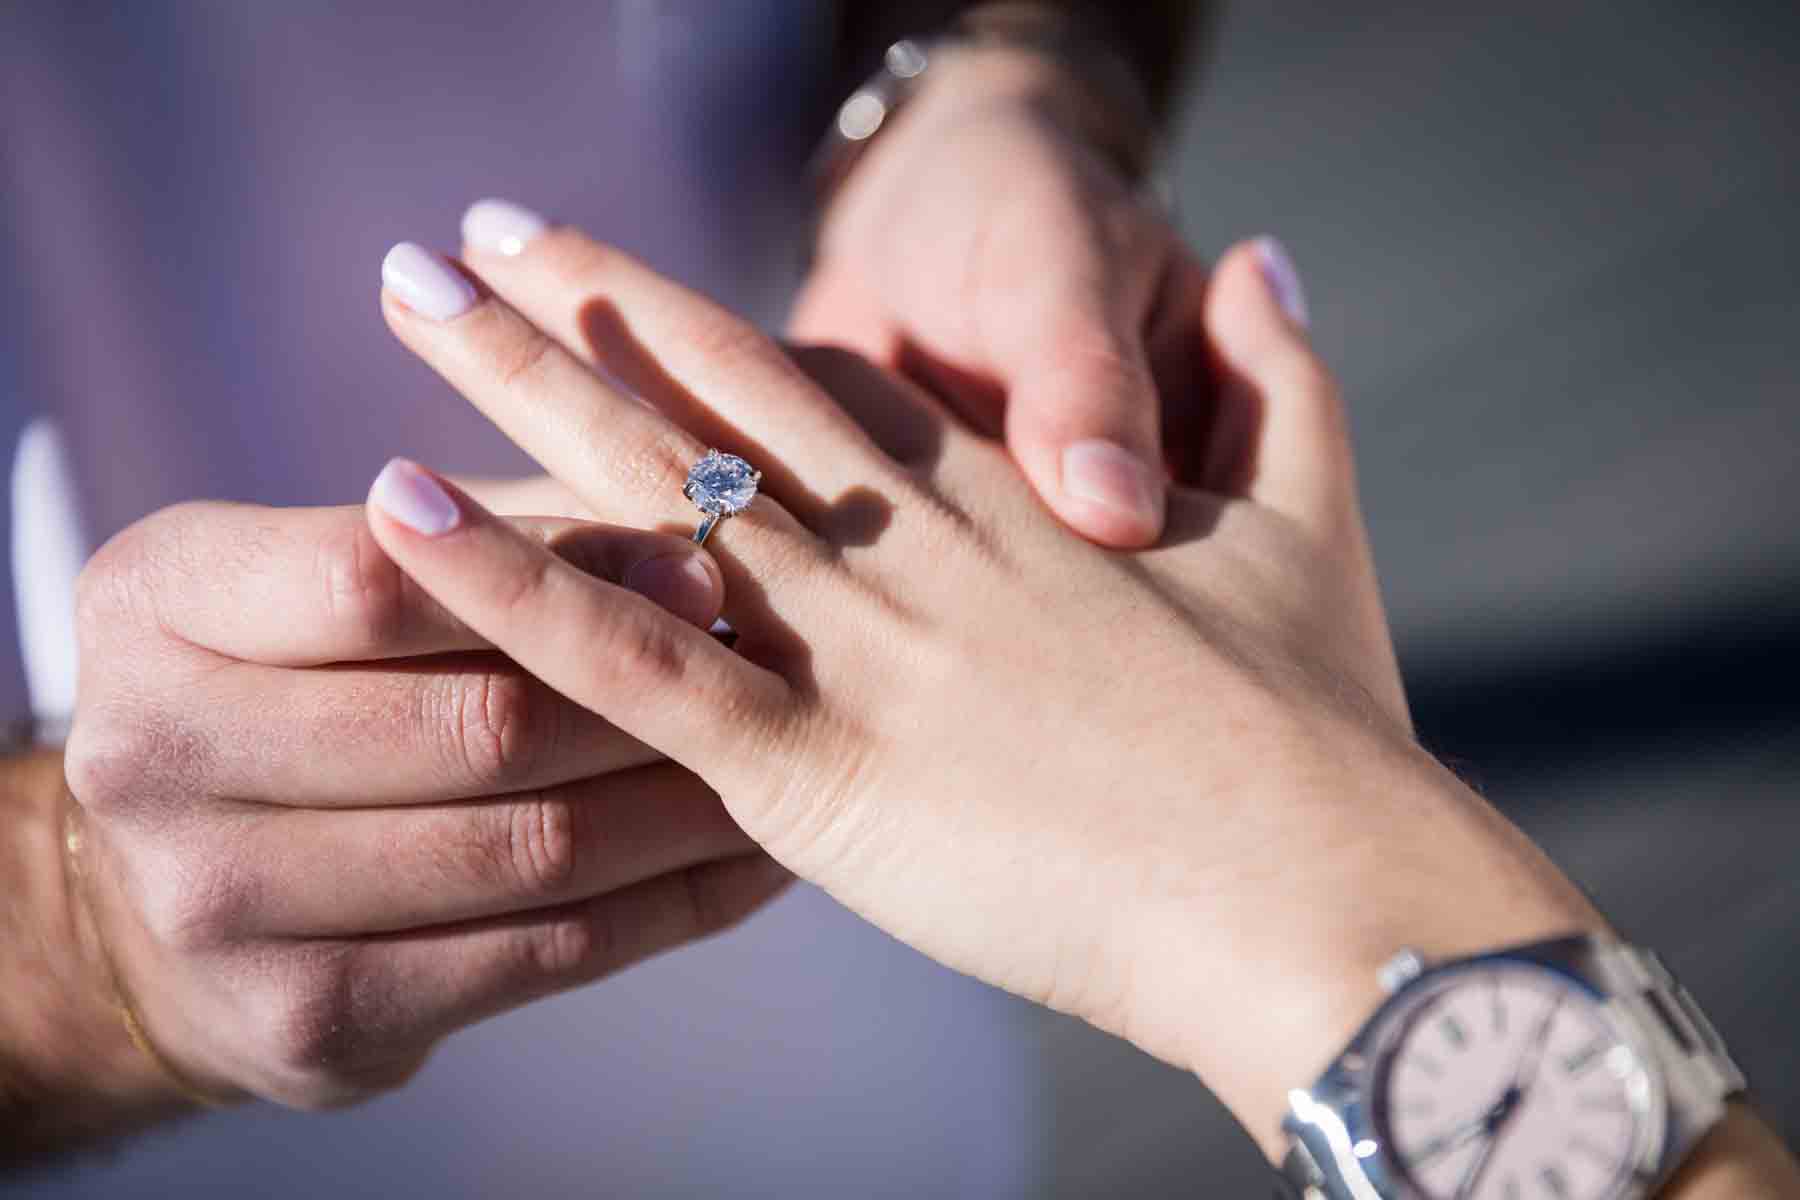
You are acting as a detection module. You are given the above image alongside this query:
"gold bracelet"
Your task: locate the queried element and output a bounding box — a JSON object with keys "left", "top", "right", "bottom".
{"left": 59, "top": 792, "right": 230, "bottom": 1109}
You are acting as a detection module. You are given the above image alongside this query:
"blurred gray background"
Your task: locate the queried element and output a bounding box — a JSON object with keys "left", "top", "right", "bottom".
{"left": 7, "top": 2, "right": 1798, "bottom": 1196}
{"left": 1043, "top": 3, "right": 1800, "bottom": 1193}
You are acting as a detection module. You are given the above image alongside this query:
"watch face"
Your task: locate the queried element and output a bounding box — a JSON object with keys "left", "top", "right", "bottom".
{"left": 1375, "top": 962, "right": 1655, "bottom": 1199}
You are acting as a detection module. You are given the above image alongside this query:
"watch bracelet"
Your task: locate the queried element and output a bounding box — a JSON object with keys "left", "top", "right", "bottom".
{"left": 807, "top": 10, "right": 1159, "bottom": 220}
{"left": 1273, "top": 938, "right": 1747, "bottom": 1199}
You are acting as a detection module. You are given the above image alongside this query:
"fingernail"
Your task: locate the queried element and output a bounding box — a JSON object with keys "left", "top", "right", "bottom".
{"left": 381, "top": 242, "right": 477, "bottom": 321}
{"left": 623, "top": 552, "right": 719, "bottom": 628}
{"left": 369, "top": 458, "right": 462, "bottom": 536}
{"left": 461, "top": 198, "right": 548, "bottom": 257}
{"left": 1254, "top": 235, "right": 1310, "bottom": 328}
{"left": 1061, "top": 440, "right": 1160, "bottom": 528}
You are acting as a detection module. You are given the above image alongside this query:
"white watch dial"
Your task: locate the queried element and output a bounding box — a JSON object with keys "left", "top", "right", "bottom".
{"left": 1378, "top": 964, "right": 1653, "bottom": 1199}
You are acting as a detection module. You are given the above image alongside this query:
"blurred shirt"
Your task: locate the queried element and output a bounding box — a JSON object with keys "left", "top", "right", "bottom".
{"left": 0, "top": 4, "right": 1047, "bottom": 1196}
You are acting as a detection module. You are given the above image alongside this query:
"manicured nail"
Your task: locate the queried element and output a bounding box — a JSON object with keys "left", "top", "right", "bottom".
{"left": 369, "top": 458, "right": 462, "bottom": 536}
{"left": 381, "top": 242, "right": 477, "bottom": 321}
{"left": 1062, "top": 440, "right": 1160, "bottom": 528}
{"left": 1254, "top": 235, "right": 1310, "bottom": 328}
{"left": 623, "top": 552, "right": 719, "bottom": 629}
{"left": 461, "top": 198, "right": 547, "bottom": 257}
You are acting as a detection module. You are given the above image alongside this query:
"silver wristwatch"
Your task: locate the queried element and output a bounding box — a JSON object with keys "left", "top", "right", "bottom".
{"left": 1276, "top": 934, "right": 1745, "bottom": 1199}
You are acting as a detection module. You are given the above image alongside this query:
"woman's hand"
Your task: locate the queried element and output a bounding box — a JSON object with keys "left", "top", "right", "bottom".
{"left": 791, "top": 46, "right": 1239, "bottom": 549}
{"left": 372, "top": 222, "right": 1600, "bottom": 1153}
{"left": 63, "top": 501, "right": 784, "bottom": 1109}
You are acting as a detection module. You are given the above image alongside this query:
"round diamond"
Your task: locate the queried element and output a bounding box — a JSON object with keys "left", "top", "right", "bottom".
{"left": 683, "top": 450, "right": 760, "bottom": 516}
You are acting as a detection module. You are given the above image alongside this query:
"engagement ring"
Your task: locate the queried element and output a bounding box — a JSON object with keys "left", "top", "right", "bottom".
{"left": 684, "top": 450, "right": 760, "bottom": 546}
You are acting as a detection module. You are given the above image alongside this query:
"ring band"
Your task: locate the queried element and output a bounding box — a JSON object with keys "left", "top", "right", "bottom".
{"left": 683, "top": 450, "right": 760, "bottom": 546}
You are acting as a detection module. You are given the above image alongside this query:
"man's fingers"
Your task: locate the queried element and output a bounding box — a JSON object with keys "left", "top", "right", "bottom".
{"left": 336, "top": 852, "right": 788, "bottom": 1063}
{"left": 69, "top": 508, "right": 727, "bottom": 806}
{"left": 79, "top": 502, "right": 716, "bottom": 667}
{"left": 365, "top": 459, "right": 794, "bottom": 778}
{"left": 1000, "top": 315, "right": 1166, "bottom": 548}
{"left": 965, "top": 214, "right": 1170, "bottom": 548}
{"left": 198, "top": 765, "right": 757, "bottom": 937}
{"left": 214, "top": 851, "right": 789, "bottom": 1105}
{"left": 79, "top": 651, "right": 664, "bottom": 807}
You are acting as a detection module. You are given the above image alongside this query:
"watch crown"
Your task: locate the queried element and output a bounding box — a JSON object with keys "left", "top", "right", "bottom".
{"left": 1377, "top": 949, "right": 1425, "bottom": 993}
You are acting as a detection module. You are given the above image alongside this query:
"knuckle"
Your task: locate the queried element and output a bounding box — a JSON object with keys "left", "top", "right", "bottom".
{"left": 523, "top": 907, "right": 607, "bottom": 980}
{"left": 549, "top": 226, "right": 623, "bottom": 286}
{"left": 583, "top": 421, "right": 694, "bottom": 504}
{"left": 594, "top": 608, "right": 689, "bottom": 692}
{"left": 488, "top": 550, "right": 556, "bottom": 620}
{"left": 314, "top": 518, "right": 408, "bottom": 652}
{"left": 1041, "top": 319, "right": 1148, "bottom": 398}
{"left": 499, "top": 791, "right": 580, "bottom": 899}
{"left": 492, "top": 324, "right": 559, "bottom": 393}
{"left": 681, "top": 311, "right": 771, "bottom": 366}
{"left": 260, "top": 951, "right": 357, "bottom": 1079}
{"left": 134, "top": 852, "right": 256, "bottom": 952}
{"left": 440, "top": 667, "right": 546, "bottom": 790}
{"left": 74, "top": 501, "right": 241, "bottom": 648}
{"left": 61, "top": 711, "right": 137, "bottom": 817}
{"left": 64, "top": 704, "right": 208, "bottom": 821}
{"left": 251, "top": 947, "right": 427, "bottom": 1109}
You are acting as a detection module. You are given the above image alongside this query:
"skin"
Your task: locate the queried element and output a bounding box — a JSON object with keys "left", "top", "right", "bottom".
{"left": 363, "top": 218, "right": 1800, "bottom": 1196}
{"left": 793, "top": 45, "right": 1201, "bottom": 547}
{"left": 59, "top": 507, "right": 782, "bottom": 1109}
{"left": 6, "top": 39, "right": 1794, "bottom": 1192}
{"left": 11, "top": 44, "right": 1215, "bottom": 1155}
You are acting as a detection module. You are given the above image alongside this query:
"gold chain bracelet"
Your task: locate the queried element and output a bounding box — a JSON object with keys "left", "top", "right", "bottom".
{"left": 59, "top": 792, "right": 229, "bottom": 1109}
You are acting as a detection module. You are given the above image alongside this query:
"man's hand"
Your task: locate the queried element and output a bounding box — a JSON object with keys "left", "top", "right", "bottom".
{"left": 792, "top": 45, "right": 1269, "bottom": 548}
{"left": 56, "top": 500, "right": 786, "bottom": 1114}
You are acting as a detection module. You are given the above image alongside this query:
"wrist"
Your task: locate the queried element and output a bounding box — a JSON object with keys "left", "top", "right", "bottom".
{"left": 948, "top": 2, "right": 1158, "bottom": 173}
{"left": 813, "top": 28, "right": 1152, "bottom": 257}
{"left": 0, "top": 752, "right": 183, "bottom": 1163}
{"left": 903, "top": 40, "right": 1147, "bottom": 180}
{"left": 1111, "top": 719, "right": 1605, "bottom": 1159}
{"left": 64, "top": 794, "right": 243, "bottom": 1111}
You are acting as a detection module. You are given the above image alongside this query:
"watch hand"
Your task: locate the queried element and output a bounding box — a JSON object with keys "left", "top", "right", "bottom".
{"left": 1414, "top": 1084, "right": 1521, "bottom": 1177}
{"left": 1454, "top": 1130, "right": 1500, "bottom": 1200}
{"left": 1449, "top": 1004, "right": 1560, "bottom": 1200}
{"left": 1509, "top": 993, "right": 1564, "bottom": 1096}
{"left": 1411, "top": 1110, "right": 1496, "bottom": 1165}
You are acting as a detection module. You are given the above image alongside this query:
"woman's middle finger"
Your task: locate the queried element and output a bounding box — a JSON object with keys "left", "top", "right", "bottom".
{"left": 458, "top": 207, "right": 903, "bottom": 512}
{"left": 379, "top": 241, "right": 887, "bottom": 554}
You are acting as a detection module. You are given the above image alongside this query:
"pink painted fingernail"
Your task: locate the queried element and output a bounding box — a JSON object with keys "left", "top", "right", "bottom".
{"left": 1062, "top": 439, "right": 1160, "bottom": 528}
{"left": 381, "top": 242, "right": 477, "bottom": 321}
{"left": 369, "top": 458, "right": 462, "bottom": 536}
{"left": 461, "top": 198, "right": 548, "bottom": 256}
{"left": 1254, "top": 235, "right": 1310, "bottom": 328}
{"left": 623, "top": 552, "right": 719, "bottom": 629}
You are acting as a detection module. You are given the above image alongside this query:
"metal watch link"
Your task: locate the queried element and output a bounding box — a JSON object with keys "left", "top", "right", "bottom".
{"left": 807, "top": 20, "right": 1157, "bottom": 213}
{"left": 1275, "top": 934, "right": 1745, "bottom": 1200}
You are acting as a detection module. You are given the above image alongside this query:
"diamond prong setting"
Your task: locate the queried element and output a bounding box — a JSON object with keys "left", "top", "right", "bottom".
{"left": 683, "top": 449, "right": 761, "bottom": 517}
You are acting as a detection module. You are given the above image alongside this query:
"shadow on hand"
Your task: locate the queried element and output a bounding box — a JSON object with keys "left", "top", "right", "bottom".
{"left": 572, "top": 299, "right": 950, "bottom": 691}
